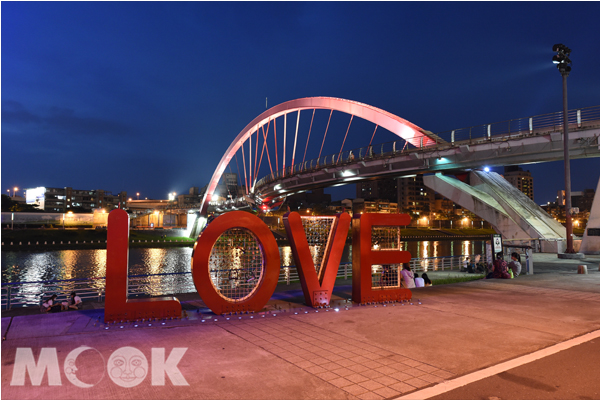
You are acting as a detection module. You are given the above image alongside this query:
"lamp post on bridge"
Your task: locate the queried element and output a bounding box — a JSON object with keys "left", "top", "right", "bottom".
{"left": 552, "top": 43, "right": 575, "bottom": 254}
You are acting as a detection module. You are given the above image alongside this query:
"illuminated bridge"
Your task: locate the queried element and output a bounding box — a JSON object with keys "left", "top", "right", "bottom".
{"left": 191, "top": 98, "right": 600, "bottom": 248}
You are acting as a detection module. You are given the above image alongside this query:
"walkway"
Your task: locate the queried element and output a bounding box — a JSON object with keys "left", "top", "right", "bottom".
{"left": 1, "top": 255, "right": 599, "bottom": 399}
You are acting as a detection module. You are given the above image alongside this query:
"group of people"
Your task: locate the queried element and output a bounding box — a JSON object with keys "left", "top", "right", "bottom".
{"left": 42, "top": 292, "right": 82, "bottom": 313}
{"left": 398, "top": 251, "right": 524, "bottom": 287}
{"left": 486, "top": 252, "right": 522, "bottom": 279}
{"left": 462, "top": 252, "right": 522, "bottom": 279}
{"left": 462, "top": 255, "right": 487, "bottom": 274}
{"left": 400, "top": 264, "right": 432, "bottom": 288}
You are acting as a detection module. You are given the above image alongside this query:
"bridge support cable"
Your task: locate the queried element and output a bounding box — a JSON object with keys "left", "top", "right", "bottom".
{"left": 368, "top": 125, "right": 378, "bottom": 147}
{"left": 241, "top": 140, "right": 249, "bottom": 195}
{"left": 254, "top": 123, "right": 269, "bottom": 190}
{"left": 318, "top": 110, "right": 333, "bottom": 162}
{"left": 253, "top": 124, "right": 259, "bottom": 188}
{"left": 337, "top": 115, "right": 354, "bottom": 163}
{"left": 258, "top": 120, "right": 273, "bottom": 179}
{"left": 274, "top": 117, "right": 279, "bottom": 177}
{"left": 249, "top": 127, "right": 253, "bottom": 193}
{"left": 291, "top": 110, "right": 300, "bottom": 170}
{"left": 283, "top": 113, "right": 287, "bottom": 176}
{"left": 302, "top": 109, "right": 316, "bottom": 168}
{"left": 234, "top": 154, "right": 242, "bottom": 192}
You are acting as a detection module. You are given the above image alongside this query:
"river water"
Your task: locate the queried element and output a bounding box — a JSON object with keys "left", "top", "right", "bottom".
{"left": 1, "top": 240, "right": 485, "bottom": 284}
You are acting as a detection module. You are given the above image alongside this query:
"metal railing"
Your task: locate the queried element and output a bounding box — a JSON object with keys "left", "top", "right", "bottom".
{"left": 1, "top": 255, "right": 471, "bottom": 309}
{"left": 255, "top": 105, "right": 600, "bottom": 189}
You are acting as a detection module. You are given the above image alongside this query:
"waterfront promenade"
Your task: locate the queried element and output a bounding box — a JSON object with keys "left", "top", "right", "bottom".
{"left": 1, "top": 254, "right": 599, "bottom": 400}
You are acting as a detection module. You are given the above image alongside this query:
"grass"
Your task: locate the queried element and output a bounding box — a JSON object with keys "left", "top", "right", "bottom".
{"left": 401, "top": 228, "right": 447, "bottom": 237}
{"left": 430, "top": 274, "right": 484, "bottom": 285}
{"left": 1, "top": 228, "right": 195, "bottom": 249}
{"left": 439, "top": 228, "right": 496, "bottom": 236}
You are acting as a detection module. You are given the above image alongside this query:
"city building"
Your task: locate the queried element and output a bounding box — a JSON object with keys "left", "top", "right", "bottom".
{"left": 557, "top": 189, "right": 596, "bottom": 212}
{"left": 328, "top": 199, "right": 353, "bottom": 215}
{"left": 286, "top": 188, "right": 331, "bottom": 210}
{"left": 222, "top": 173, "right": 239, "bottom": 198}
{"left": 356, "top": 175, "right": 434, "bottom": 217}
{"left": 352, "top": 199, "right": 399, "bottom": 215}
{"left": 356, "top": 178, "right": 398, "bottom": 202}
{"left": 25, "top": 186, "right": 127, "bottom": 212}
{"left": 503, "top": 166, "right": 534, "bottom": 201}
{"left": 396, "top": 174, "right": 434, "bottom": 217}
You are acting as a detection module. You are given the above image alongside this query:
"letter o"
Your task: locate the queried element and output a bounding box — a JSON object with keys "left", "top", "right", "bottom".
{"left": 191, "top": 211, "right": 280, "bottom": 315}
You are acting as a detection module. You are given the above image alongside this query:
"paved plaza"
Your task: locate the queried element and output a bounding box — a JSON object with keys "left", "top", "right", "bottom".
{"left": 1, "top": 254, "right": 599, "bottom": 400}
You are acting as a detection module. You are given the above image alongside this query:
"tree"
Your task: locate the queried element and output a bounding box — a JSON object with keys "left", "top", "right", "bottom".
{"left": 1, "top": 194, "right": 42, "bottom": 212}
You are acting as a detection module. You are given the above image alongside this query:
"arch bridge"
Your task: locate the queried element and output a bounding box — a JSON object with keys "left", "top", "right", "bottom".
{"left": 200, "top": 98, "right": 600, "bottom": 217}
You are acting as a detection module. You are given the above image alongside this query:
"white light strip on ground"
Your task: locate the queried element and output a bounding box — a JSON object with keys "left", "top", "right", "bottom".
{"left": 395, "top": 329, "right": 600, "bottom": 400}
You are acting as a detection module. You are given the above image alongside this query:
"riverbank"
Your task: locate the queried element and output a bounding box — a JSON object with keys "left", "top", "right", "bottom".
{"left": 1, "top": 227, "right": 496, "bottom": 250}
{"left": 1, "top": 229, "right": 195, "bottom": 250}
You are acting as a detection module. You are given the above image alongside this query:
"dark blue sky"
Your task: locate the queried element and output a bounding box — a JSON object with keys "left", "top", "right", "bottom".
{"left": 2, "top": 2, "right": 599, "bottom": 205}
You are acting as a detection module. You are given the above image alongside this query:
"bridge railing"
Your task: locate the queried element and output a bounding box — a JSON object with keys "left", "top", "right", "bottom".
{"left": 1, "top": 256, "right": 470, "bottom": 309}
{"left": 255, "top": 105, "right": 600, "bottom": 189}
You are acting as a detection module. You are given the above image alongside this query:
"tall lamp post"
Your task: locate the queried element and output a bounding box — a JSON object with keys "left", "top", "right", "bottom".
{"left": 552, "top": 44, "right": 574, "bottom": 253}
{"left": 552, "top": 43, "right": 575, "bottom": 253}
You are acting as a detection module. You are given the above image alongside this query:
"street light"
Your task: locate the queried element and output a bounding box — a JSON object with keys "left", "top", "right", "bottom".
{"left": 137, "top": 192, "right": 140, "bottom": 200}
{"left": 552, "top": 43, "right": 575, "bottom": 253}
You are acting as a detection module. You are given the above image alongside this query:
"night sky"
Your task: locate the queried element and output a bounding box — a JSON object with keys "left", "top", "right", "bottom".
{"left": 2, "top": 2, "right": 599, "bottom": 205}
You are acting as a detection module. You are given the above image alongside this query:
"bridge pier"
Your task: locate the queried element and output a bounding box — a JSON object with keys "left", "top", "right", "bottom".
{"left": 423, "top": 171, "right": 567, "bottom": 253}
{"left": 580, "top": 176, "right": 600, "bottom": 254}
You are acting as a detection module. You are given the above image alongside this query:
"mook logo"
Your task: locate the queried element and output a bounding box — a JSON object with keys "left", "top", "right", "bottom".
{"left": 10, "top": 346, "right": 188, "bottom": 388}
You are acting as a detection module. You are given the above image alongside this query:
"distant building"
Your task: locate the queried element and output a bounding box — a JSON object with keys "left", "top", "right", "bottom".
{"left": 351, "top": 198, "right": 399, "bottom": 215}
{"left": 557, "top": 189, "right": 595, "bottom": 212}
{"left": 433, "top": 193, "right": 455, "bottom": 215}
{"left": 25, "top": 186, "right": 127, "bottom": 212}
{"left": 222, "top": 173, "right": 239, "bottom": 198}
{"left": 356, "top": 178, "right": 397, "bottom": 202}
{"left": 356, "top": 175, "right": 434, "bottom": 217}
{"left": 286, "top": 188, "right": 331, "bottom": 210}
{"left": 396, "top": 175, "right": 434, "bottom": 217}
{"left": 503, "top": 166, "right": 534, "bottom": 201}
{"left": 328, "top": 199, "right": 353, "bottom": 215}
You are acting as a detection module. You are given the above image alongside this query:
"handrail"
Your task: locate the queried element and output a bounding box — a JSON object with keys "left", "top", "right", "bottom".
{"left": 255, "top": 105, "right": 600, "bottom": 190}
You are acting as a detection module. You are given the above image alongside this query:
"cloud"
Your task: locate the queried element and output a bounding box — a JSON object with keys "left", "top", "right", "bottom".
{"left": 1, "top": 100, "right": 131, "bottom": 137}
{"left": 1, "top": 100, "right": 42, "bottom": 124}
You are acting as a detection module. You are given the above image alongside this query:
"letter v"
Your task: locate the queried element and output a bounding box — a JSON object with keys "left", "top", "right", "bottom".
{"left": 283, "top": 212, "right": 351, "bottom": 307}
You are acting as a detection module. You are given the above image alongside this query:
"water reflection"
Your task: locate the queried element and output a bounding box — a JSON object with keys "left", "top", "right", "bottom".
{"left": 462, "top": 240, "right": 471, "bottom": 258}
{"left": 280, "top": 247, "right": 293, "bottom": 267}
{"left": 1, "top": 240, "right": 485, "bottom": 300}
{"left": 92, "top": 250, "right": 107, "bottom": 278}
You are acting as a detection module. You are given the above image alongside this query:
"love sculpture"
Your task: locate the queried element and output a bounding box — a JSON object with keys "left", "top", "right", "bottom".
{"left": 104, "top": 209, "right": 412, "bottom": 323}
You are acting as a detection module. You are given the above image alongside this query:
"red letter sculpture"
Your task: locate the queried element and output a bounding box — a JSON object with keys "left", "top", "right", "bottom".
{"left": 352, "top": 213, "right": 412, "bottom": 304}
{"left": 283, "top": 212, "right": 351, "bottom": 307}
{"left": 104, "top": 209, "right": 181, "bottom": 323}
{"left": 191, "top": 211, "right": 280, "bottom": 315}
